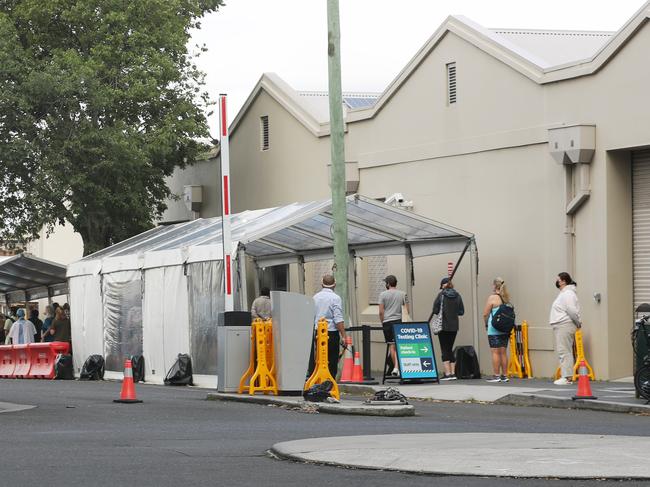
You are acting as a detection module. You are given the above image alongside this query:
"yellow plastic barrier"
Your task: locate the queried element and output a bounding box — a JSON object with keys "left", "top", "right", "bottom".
{"left": 238, "top": 318, "right": 260, "bottom": 394}
{"left": 248, "top": 320, "right": 278, "bottom": 395}
{"left": 304, "top": 318, "right": 340, "bottom": 400}
{"left": 554, "top": 328, "right": 595, "bottom": 381}
{"left": 522, "top": 321, "right": 533, "bottom": 377}
{"left": 265, "top": 319, "right": 275, "bottom": 377}
{"left": 506, "top": 321, "right": 533, "bottom": 379}
{"left": 507, "top": 328, "right": 523, "bottom": 378}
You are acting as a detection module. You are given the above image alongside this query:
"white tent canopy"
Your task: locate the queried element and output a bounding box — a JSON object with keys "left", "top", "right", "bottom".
{"left": 67, "top": 194, "right": 477, "bottom": 385}
{"left": 68, "top": 194, "right": 473, "bottom": 276}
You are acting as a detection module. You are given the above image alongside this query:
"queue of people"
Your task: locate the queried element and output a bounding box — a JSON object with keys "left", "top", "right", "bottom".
{"left": 380, "top": 271, "right": 581, "bottom": 385}
{"left": 251, "top": 268, "right": 581, "bottom": 386}
{"left": 2, "top": 302, "right": 72, "bottom": 351}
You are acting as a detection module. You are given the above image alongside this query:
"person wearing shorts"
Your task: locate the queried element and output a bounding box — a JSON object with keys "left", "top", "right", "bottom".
{"left": 378, "top": 275, "right": 409, "bottom": 376}
{"left": 483, "top": 277, "right": 511, "bottom": 383}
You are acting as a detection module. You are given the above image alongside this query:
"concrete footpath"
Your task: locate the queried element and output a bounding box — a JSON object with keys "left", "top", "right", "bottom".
{"left": 271, "top": 433, "right": 650, "bottom": 479}
{"left": 206, "top": 392, "right": 415, "bottom": 417}
{"left": 340, "top": 377, "right": 650, "bottom": 415}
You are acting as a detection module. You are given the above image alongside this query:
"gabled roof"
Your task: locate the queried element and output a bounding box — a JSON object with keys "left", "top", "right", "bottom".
{"left": 490, "top": 29, "right": 614, "bottom": 68}
{"left": 228, "top": 73, "right": 380, "bottom": 138}
{"left": 348, "top": 3, "right": 650, "bottom": 122}
{"left": 227, "top": 2, "right": 650, "bottom": 137}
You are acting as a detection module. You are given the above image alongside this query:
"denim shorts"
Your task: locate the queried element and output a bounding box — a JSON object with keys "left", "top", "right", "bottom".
{"left": 488, "top": 334, "right": 509, "bottom": 349}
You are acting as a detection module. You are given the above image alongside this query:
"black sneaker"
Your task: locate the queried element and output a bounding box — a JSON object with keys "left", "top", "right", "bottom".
{"left": 440, "top": 374, "right": 453, "bottom": 381}
{"left": 500, "top": 375, "right": 509, "bottom": 383}
{"left": 485, "top": 375, "right": 501, "bottom": 383}
{"left": 447, "top": 374, "right": 457, "bottom": 380}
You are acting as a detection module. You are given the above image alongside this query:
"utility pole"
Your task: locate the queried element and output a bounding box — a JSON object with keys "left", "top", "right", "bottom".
{"left": 327, "top": 0, "right": 350, "bottom": 316}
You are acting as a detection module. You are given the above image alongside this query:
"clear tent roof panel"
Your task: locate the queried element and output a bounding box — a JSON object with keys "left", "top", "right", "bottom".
{"left": 81, "top": 225, "right": 173, "bottom": 261}
{"left": 77, "top": 195, "right": 473, "bottom": 267}
{"left": 346, "top": 199, "right": 457, "bottom": 239}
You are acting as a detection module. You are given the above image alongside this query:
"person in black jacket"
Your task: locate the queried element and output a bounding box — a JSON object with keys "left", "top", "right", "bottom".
{"left": 432, "top": 277, "right": 465, "bottom": 380}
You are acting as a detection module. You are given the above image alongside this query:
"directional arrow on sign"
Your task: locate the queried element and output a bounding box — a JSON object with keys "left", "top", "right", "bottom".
{"left": 421, "top": 346, "right": 429, "bottom": 353}
{"left": 423, "top": 360, "right": 431, "bottom": 367}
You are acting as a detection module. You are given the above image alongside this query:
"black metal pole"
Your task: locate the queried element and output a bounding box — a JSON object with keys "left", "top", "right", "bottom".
{"left": 362, "top": 325, "right": 373, "bottom": 381}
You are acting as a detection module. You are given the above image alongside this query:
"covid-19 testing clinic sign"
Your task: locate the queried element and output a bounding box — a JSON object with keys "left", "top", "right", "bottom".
{"left": 393, "top": 322, "right": 439, "bottom": 382}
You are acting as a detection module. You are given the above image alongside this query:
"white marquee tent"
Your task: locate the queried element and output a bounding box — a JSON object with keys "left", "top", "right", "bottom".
{"left": 67, "top": 194, "right": 477, "bottom": 386}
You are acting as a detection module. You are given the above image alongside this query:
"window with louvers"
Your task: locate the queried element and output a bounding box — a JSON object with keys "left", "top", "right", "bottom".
{"left": 447, "top": 62, "right": 457, "bottom": 105}
{"left": 260, "top": 115, "right": 269, "bottom": 151}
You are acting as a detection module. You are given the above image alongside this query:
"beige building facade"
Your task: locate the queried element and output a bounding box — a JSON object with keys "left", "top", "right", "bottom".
{"left": 163, "top": 4, "right": 650, "bottom": 379}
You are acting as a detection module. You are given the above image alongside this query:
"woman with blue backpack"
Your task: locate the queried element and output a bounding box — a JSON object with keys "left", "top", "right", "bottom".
{"left": 483, "top": 277, "right": 515, "bottom": 382}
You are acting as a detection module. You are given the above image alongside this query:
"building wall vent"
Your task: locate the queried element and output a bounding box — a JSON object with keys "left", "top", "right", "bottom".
{"left": 447, "top": 62, "right": 457, "bottom": 105}
{"left": 260, "top": 115, "right": 270, "bottom": 151}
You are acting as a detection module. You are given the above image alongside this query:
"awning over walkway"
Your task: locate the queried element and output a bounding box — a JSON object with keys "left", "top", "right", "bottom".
{"left": 0, "top": 253, "right": 68, "bottom": 304}
{"left": 68, "top": 195, "right": 474, "bottom": 275}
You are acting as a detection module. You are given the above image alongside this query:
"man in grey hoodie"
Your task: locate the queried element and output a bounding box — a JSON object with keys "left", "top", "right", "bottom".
{"left": 549, "top": 272, "right": 582, "bottom": 385}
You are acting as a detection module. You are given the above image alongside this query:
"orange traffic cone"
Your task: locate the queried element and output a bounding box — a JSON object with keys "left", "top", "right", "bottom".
{"left": 339, "top": 336, "right": 354, "bottom": 383}
{"left": 572, "top": 360, "right": 597, "bottom": 400}
{"left": 114, "top": 359, "right": 143, "bottom": 404}
{"left": 351, "top": 351, "right": 363, "bottom": 382}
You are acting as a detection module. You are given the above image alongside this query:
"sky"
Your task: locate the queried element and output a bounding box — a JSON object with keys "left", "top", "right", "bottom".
{"left": 191, "top": 0, "right": 647, "bottom": 138}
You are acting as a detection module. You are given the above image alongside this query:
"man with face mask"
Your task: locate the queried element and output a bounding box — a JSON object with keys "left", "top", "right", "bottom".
{"left": 379, "top": 275, "right": 410, "bottom": 376}
{"left": 549, "top": 272, "right": 582, "bottom": 385}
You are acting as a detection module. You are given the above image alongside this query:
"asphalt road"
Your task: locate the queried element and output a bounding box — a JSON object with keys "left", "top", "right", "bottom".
{"left": 1, "top": 379, "right": 649, "bottom": 487}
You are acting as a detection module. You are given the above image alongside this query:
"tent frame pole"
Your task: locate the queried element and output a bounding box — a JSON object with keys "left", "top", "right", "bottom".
{"left": 297, "top": 256, "right": 306, "bottom": 295}
{"left": 469, "top": 239, "right": 480, "bottom": 364}
{"left": 238, "top": 247, "right": 248, "bottom": 311}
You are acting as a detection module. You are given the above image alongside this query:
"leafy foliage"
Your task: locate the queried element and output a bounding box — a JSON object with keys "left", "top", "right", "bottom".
{"left": 0, "top": 0, "right": 222, "bottom": 254}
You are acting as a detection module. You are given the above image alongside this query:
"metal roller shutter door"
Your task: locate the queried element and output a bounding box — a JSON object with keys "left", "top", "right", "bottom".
{"left": 633, "top": 150, "right": 650, "bottom": 310}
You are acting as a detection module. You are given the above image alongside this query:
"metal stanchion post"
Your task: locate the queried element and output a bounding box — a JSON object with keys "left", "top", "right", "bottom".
{"left": 362, "top": 325, "right": 373, "bottom": 381}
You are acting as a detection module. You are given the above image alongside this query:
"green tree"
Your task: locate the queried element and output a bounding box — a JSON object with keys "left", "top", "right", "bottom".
{"left": 0, "top": 0, "right": 222, "bottom": 255}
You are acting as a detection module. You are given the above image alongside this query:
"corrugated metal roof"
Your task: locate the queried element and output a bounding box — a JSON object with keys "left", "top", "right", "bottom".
{"left": 297, "top": 91, "right": 381, "bottom": 122}
{"left": 0, "top": 254, "right": 68, "bottom": 302}
{"left": 490, "top": 29, "right": 614, "bottom": 67}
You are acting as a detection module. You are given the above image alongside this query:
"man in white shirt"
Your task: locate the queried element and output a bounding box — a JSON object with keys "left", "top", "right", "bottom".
{"left": 7, "top": 308, "right": 37, "bottom": 345}
{"left": 308, "top": 274, "right": 347, "bottom": 378}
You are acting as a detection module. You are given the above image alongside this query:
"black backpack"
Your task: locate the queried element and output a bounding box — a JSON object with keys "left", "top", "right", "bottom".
{"left": 54, "top": 354, "right": 75, "bottom": 380}
{"left": 492, "top": 297, "right": 516, "bottom": 334}
{"left": 79, "top": 355, "right": 105, "bottom": 381}
{"left": 453, "top": 346, "right": 481, "bottom": 379}
{"left": 130, "top": 355, "right": 145, "bottom": 383}
{"left": 164, "top": 354, "right": 193, "bottom": 386}
{"left": 303, "top": 380, "right": 333, "bottom": 402}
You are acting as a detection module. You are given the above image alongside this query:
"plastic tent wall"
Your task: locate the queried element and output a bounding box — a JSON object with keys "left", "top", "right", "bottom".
{"left": 67, "top": 195, "right": 475, "bottom": 385}
{"left": 69, "top": 275, "right": 103, "bottom": 374}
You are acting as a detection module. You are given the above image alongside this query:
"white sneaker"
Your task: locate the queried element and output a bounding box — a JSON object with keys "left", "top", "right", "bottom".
{"left": 553, "top": 377, "right": 571, "bottom": 385}
{"left": 391, "top": 368, "right": 400, "bottom": 377}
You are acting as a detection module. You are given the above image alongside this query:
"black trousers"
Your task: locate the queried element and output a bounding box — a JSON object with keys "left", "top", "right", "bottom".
{"left": 438, "top": 331, "right": 457, "bottom": 363}
{"left": 307, "top": 330, "right": 340, "bottom": 379}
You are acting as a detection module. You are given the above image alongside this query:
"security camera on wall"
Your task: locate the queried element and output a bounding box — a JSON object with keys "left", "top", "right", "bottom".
{"left": 384, "top": 192, "right": 413, "bottom": 210}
